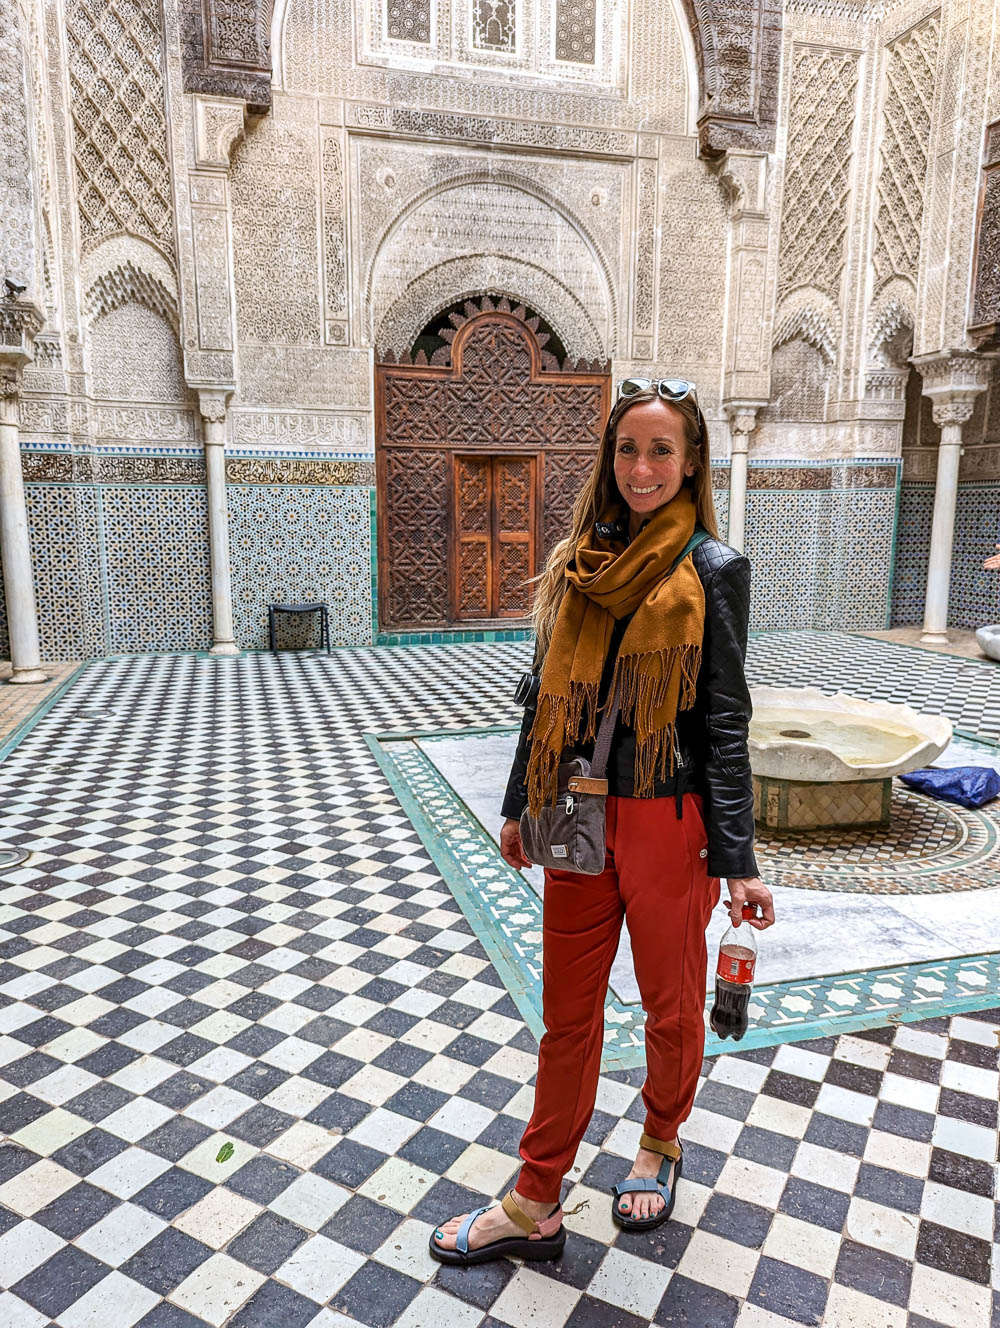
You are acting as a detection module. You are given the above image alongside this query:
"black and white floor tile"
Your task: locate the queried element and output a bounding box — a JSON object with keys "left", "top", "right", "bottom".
{"left": 0, "top": 640, "right": 997, "bottom": 1328}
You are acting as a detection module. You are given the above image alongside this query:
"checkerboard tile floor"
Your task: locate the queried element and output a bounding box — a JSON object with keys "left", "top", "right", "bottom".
{"left": 0, "top": 644, "right": 997, "bottom": 1328}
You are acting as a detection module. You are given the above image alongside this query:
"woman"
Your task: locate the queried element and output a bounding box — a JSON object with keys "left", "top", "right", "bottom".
{"left": 430, "top": 378, "right": 774, "bottom": 1265}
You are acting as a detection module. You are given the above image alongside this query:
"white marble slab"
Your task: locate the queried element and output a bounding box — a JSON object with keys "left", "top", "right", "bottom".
{"left": 416, "top": 732, "right": 1000, "bottom": 993}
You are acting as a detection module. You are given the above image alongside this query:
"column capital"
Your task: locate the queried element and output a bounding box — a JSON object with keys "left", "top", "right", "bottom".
{"left": 0, "top": 299, "right": 44, "bottom": 374}
{"left": 198, "top": 388, "right": 232, "bottom": 424}
{"left": 911, "top": 349, "right": 992, "bottom": 402}
{"left": 724, "top": 401, "right": 764, "bottom": 442}
{"left": 931, "top": 399, "right": 976, "bottom": 429}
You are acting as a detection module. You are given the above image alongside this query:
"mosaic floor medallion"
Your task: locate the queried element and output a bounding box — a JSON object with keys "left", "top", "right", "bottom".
{"left": 756, "top": 784, "right": 1000, "bottom": 893}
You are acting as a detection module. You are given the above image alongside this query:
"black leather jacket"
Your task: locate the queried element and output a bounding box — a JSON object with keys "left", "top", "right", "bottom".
{"left": 501, "top": 519, "right": 760, "bottom": 880}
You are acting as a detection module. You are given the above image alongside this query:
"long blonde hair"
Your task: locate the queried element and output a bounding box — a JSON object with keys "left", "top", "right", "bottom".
{"left": 529, "top": 390, "right": 720, "bottom": 661}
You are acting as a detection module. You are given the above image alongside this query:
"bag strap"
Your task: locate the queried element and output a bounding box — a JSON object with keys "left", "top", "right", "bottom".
{"left": 588, "top": 526, "right": 712, "bottom": 779}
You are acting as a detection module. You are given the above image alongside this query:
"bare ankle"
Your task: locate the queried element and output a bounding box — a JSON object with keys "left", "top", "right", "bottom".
{"left": 512, "top": 1188, "right": 559, "bottom": 1217}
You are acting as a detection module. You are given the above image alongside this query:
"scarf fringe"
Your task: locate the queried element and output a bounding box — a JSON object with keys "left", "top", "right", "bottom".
{"left": 525, "top": 681, "right": 600, "bottom": 815}
{"left": 524, "top": 645, "right": 700, "bottom": 813}
{"left": 610, "top": 643, "right": 701, "bottom": 796}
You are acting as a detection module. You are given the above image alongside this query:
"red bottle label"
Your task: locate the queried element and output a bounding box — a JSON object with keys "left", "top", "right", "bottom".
{"left": 717, "top": 945, "right": 755, "bottom": 984}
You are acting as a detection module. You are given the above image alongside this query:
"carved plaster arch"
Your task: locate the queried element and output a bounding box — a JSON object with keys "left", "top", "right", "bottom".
{"left": 868, "top": 277, "right": 916, "bottom": 367}
{"left": 81, "top": 236, "right": 180, "bottom": 332}
{"left": 376, "top": 258, "right": 605, "bottom": 363}
{"left": 367, "top": 176, "right": 615, "bottom": 357}
{"left": 772, "top": 287, "right": 840, "bottom": 364}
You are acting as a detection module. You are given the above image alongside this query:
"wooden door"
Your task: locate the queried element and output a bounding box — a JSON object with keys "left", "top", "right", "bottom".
{"left": 375, "top": 299, "right": 609, "bottom": 632}
{"left": 453, "top": 454, "right": 536, "bottom": 619}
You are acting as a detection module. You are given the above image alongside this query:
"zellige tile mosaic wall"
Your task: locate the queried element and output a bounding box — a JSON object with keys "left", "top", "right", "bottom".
{"left": 891, "top": 483, "right": 1000, "bottom": 631}
{"left": 741, "top": 462, "right": 899, "bottom": 632}
{"left": 227, "top": 483, "right": 373, "bottom": 650}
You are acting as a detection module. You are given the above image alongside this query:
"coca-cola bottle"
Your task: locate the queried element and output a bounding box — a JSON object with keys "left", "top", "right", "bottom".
{"left": 709, "top": 904, "right": 759, "bottom": 1041}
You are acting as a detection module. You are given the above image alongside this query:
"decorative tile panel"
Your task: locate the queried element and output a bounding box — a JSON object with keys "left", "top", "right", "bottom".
{"left": 889, "top": 481, "right": 931, "bottom": 627}
{"left": 227, "top": 484, "right": 372, "bottom": 649}
{"left": 100, "top": 486, "right": 212, "bottom": 653}
{"left": 744, "top": 465, "right": 897, "bottom": 631}
{"left": 891, "top": 483, "right": 1000, "bottom": 632}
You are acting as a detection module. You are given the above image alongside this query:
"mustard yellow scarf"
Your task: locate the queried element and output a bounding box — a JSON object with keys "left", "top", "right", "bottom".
{"left": 525, "top": 488, "right": 705, "bottom": 814}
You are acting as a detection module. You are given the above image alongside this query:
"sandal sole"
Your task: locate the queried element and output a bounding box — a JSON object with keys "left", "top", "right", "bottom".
{"left": 428, "top": 1228, "right": 566, "bottom": 1266}
{"left": 611, "top": 1186, "right": 677, "bottom": 1232}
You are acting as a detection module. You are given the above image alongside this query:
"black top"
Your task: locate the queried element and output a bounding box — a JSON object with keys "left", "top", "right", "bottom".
{"left": 501, "top": 517, "right": 760, "bottom": 879}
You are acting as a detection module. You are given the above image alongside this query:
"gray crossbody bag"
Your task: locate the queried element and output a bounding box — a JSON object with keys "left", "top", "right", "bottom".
{"left": 517, "top": 527, "right": 711, "bottom": 875}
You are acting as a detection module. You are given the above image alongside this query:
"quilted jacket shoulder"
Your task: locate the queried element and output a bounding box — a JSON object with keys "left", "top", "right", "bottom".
{"left": 692, "top": 535, "right": 745, "bottom": 582}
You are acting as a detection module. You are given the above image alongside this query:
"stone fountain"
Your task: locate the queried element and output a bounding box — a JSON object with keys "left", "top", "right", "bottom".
{"left": 749, "top": 687, "right": 953, "bottom": 830}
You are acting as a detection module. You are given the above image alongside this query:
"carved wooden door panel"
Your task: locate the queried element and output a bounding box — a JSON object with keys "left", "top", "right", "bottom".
{"left": 453, "top": 454, "right": 535, "bottom": 619}
{"left": 376, "top": 300, "right": 609, "bottom": 633}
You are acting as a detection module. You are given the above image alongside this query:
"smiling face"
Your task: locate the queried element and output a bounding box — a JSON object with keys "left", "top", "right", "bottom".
{"left": 612, "top": 398, "right": 696, "bottom": 533}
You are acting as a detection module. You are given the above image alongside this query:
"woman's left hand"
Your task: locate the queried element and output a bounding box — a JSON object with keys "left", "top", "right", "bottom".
{"left": 724, "top": 877, "right": 775, "bottom": 930}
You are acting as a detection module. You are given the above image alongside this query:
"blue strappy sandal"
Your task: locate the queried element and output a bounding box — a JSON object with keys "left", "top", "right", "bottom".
{"left": 611, "top": 1132, "right": 682, "bottom": 1232}
{"left": 429, "top": 1190, "right": 566, "bottom": 1265}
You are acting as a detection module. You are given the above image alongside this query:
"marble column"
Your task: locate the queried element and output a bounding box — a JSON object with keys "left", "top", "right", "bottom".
{"left": 723, "top": 405, "right": 758, "bottom": 554}
{"left": 198, "top": 390, "right": 239, "bottom": 656}
{"left": 0, "top": 329, "right": 46, "bottom": 684}
{"left": 920, "top": 398, "right": 975, "bottom": 645}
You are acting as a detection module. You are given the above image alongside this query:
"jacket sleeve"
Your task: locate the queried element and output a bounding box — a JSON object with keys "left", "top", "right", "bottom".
{"left": 698, "top": 555, "right": 760, "bottom": 879}
{"left": 500, "top": 676, "right": 538, "bottom": 821}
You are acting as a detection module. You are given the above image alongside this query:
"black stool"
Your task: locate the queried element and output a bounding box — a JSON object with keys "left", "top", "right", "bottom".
{"left": 268, "top": 602, "right": 331, "bottom": 654}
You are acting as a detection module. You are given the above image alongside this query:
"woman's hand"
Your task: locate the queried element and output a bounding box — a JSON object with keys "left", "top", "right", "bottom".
{"left": 725, "top": 876, "right": 775, "bottom": 930}
{"left": 500, "top": 817, "right": 533, "bottom": 870}
{"left": 984, "top": 544, "right": 1000, "bottom": 570}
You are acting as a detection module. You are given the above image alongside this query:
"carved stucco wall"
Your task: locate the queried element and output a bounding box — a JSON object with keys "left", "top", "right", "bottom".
{"left": 279, "top": 0, "right": 689, "bottom": 133}
{"left": 369, "top": 180, "right": 614, "bottom": 359}
{"left": 7, "top": 0, "right": 1000, "bottom": 659}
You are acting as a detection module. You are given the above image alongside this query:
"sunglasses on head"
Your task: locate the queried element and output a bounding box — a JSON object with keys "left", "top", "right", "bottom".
{"left": 616, "top": 377, "right": 699, "bottom": 406}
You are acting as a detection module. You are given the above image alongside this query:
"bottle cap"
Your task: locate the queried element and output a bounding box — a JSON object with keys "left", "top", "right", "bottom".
{"left": 741, "top": 903, "right": 758, "bottom": 920}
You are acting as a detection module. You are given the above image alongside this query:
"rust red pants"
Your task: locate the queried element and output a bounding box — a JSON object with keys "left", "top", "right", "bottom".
{"left": 516, "top": 792, "right": 721, "bottom": 1202}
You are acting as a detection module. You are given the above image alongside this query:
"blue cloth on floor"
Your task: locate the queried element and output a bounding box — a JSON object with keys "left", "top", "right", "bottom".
{"left": 898, "top": 765, "right": 1000, "bottom": 808}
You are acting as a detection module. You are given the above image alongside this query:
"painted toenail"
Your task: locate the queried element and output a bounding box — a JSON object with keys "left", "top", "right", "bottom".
{"left": 619, "top": 1200, "right": 628, "bottom": 1209}
{"left": 434, "top": 1229, "right": 443, "bottom": 1238}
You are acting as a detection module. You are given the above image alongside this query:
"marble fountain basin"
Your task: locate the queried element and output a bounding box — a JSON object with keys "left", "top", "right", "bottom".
{"left": 749, "top": 686, "right": 953, "bottom": 830}
{"left": 975, "top": 624, "right": 1000, "bottom": 661}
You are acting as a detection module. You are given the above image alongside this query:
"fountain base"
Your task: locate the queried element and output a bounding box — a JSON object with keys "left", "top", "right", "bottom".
{"left": 754, "top": 773, "right": 893, "bottom": 830}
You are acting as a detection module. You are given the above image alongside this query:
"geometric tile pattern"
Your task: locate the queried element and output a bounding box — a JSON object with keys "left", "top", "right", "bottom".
{"left": 756, "top": 782, "right": 1000, "bottom": 894}
{"left": 227, "top": 485, "right": 373, "bottom": 651}
{"left": 101, "top": 486, "right": 212, "bottom": 654}
{"left": 746, "top": 485, "right": 897, "bottom": 632}
{"left": 890, "top": 482, "right": 933, "bottom": 627}
{"left": 2, "top": 482, "right": 210, "bottom": 660}
{"left": 0, "top": 645, "right": 996, "bottom": 1327}
{"left": 0, "top": 485, "right": 104, "bottom": 662}
{"left": 893, "top": 481, "right": 1000, "bottom": 632}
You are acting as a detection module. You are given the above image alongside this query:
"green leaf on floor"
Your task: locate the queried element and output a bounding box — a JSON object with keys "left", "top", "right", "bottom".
{"left": 216, "top": 1142, "right": 234, "bottom": 1163}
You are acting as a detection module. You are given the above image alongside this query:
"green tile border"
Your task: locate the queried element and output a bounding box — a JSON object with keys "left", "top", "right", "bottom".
{"left": 0, "top": 663, "right": 90, "bottom": 763}
{"left": 368, "top": 723, "right": 1000, "bottom": 1069}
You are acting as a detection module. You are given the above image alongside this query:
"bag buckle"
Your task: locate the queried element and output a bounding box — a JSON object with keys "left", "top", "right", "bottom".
{"left": 564, "top": 794, "right": 575, "bottom": 814}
